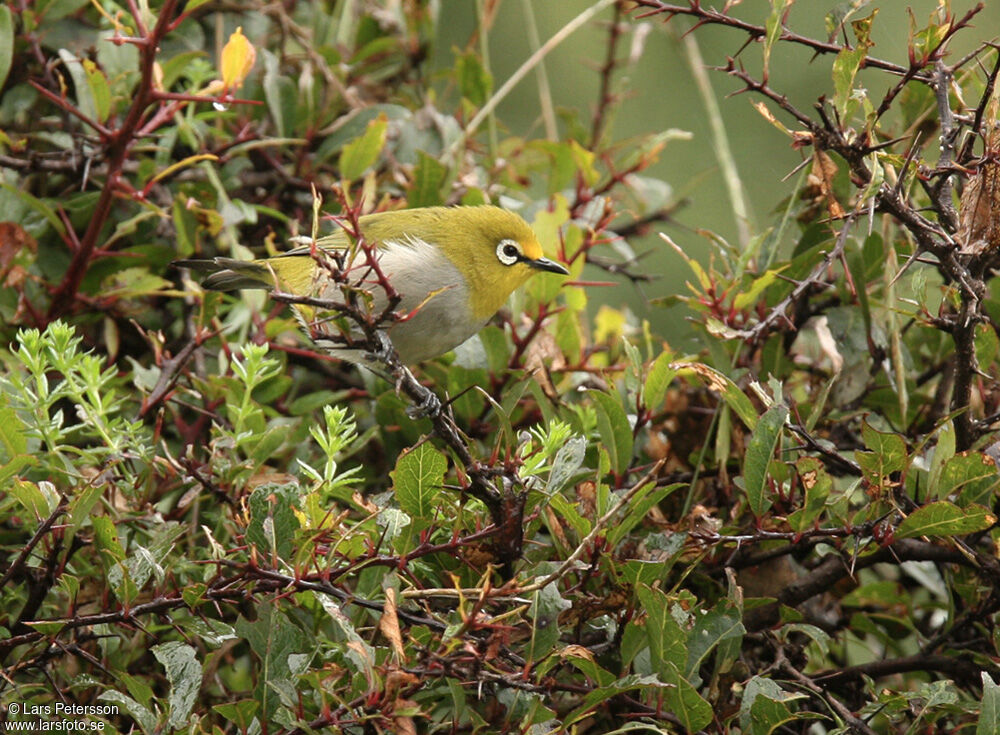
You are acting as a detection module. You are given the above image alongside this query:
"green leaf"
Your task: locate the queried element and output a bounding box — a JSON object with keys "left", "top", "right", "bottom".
{"left": 740, "top": 676, "right": 813, "bottom": 734}
{"left": 98, "top": 691, "right": 157, "bottom": 735}
{"left": 547, "top": 435, "right": 587, "bottom": 495}
{"left": 248, "top": 425, "right": 289, "bottom": 465}
{"left": 787, "top": 457, "right": 832, "bottom": 532}
{"left": 58, "top": 50, "right": 99, "bottom": 126}
{"left": 928, "top": 421, "right": 956, "bottom": 499}
{"left": 856, "top": 421, "right": 907, "bottom": 487}
{"left": 408, "top": 150, "right": 449, "bottom": 207}
{"left": 340, "top": 113, "right": 388, "bottom": 180}
{"left": 0, "top": 182, "right": 67, "bottom": 235}
{"left": 637, "top": 585, "right": 686, "bottom": 674}
{"left": 152, "top": 642, "right": 201, "bottom": 730}
{"left": 534, "top": 140, "right": 577, "bottom": 194}
{"left": 975, "top": 321, "right": 1000, "bottom": 367}
{"left": 0, "top": 6, "right": 13, "bottom": 92}
{"left": 679, "top": 363, "right": 759, "bottom": 430}
{"left": 315, "top": 593, "right": 376, "bottom": 679}
{"left": 214, "top": 700, "right": 261, "bottom": 731}
{"left": 979, "top": 673, "right": 1000, "bottom": 735}
{"left": 235, "top": 602, "right": 307, "bottom": 723}
{"left": 762, "top": 0, "right": 792, "bottom": 78}
{"left": 0, "top": 455, "right": 35, "bottom": 488}
{"left": 733, "top": 267, "right": 786, "bottom": 311}
{"left": 663, "top": 672, "right": 713, "bottom": 732}
{"left": 119, "top": 672, "right": 154, "bottom": 708}
{"left": 643, "top": 351, "right": 676, "bottom": 410}
{"left": 7, "top": 478, "right": 58, "bottom": 519}
{"left": 93, "top": 515, "right": 137, "bottom": 604}
{"left": 617, "top": 559, "right": 671, "bottom": 588}
{"left": 391, "top": 442, "right": 446, "bottom": 522}
{"left": 526, "top": 583, "right": 570, "bottom": 661}
{"left": 67, "top": 484, "right": 103, "bottom": 529}
{"left": 607, "top": 482, "right": 683, "bottom": 547}
{"left": 591, "top": 389, "right": 634, "bottom": 476}
{"left": 936, "top": 452, "right": 1000, "bottom": 506}
{"left": 35, "top": 0, "right": 88, "bottom": 21}
{"left": 261, "top": 49, "right": 297, "bottom": 137}
{"left": 92, "top": 515, "right": 126, "bottom": 564}
{"left": 831, "top": 11, "right": 876, "bottom": 120}
{"left": 455, "top": 48, "right": 493, "bottom": 106}
{"left": 564, "top": 675, "right": 671, "bottom": 727}
{"left": 750, "top": 693, "right": 815, "bottom": 735}
{"left": 896, "top": 501, "right": 995, "bottom": 539}
{"left": 246, "top": 481, "right": 300, "bottom": 561}
{"left": 181, "top": 583, "right": 207, "bottom": 608}
{"left": 82, "top": 59, "right": 111, "bottom": 122}
{"left": 909, "top": 6, "right": 949, "bottom": 64}
{"left": 100, "top": 267, "right": 174, "bottom": 300}
{"left": 547, "top": 493, "right": 590, "bottom": 539}
{"left": 743, "top": 404, "right": 788, "bottom": 516}
{"left": 685, "top": 602, "right": 745, "bottom": 680}
{"left": 562, "top": 648, "right": 616, "bottom": 687}
{"left": 315, "top": 104, "right": 410, "bottom": 163}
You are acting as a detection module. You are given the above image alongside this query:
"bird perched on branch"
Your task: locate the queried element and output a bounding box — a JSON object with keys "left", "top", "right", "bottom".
{"left": 177, "top": 205, "right": 569, "bottom": 366}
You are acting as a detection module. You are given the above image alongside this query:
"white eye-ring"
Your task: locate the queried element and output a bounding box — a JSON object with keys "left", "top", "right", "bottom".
{"left": 496, "top": 239, "right": 522, "bottom": 266}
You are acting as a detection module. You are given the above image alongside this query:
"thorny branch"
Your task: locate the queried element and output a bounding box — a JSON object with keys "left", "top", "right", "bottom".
{"left": 45, "top": 0, "right": 182, "bottom": 319}
{"left": 631, "top": 0, "right": 984, "bottom": 80}
{"left": 720, "top": 213, "right": 856, "bottom": 344}
{"left": 635, "top": 2, "right": 999, "bottom": 453}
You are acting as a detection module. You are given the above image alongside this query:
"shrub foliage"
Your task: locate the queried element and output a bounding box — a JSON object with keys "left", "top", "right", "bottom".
{"left": 2, "top": 1, "right": 1000, "bottom": 733}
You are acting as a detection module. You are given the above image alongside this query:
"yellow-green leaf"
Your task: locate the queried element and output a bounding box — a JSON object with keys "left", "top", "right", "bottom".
{"left": 82, "top": 59, "right": 111, "bottom": 122}
{"left": 340, "top": 114, "right": 388, "bottom": 181}
{"left": 896, "top": 501, "right": 995, "bottom": 539}
{"left": 743, "top": 404, "right": 788, "bottom": 517}
{"left": 391, "top": 443, "right": 446, "bottom": 521}
{"left": 675, "top": 362, "right": 758, "bottom": 431}
{"left": 0, "top": 5, "right": 13, "bottom": 91}
{"left": 591, "top": 389, "right": 634, "bottom": 476}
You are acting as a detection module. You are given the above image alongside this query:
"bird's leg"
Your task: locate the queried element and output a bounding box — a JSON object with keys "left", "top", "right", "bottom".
{"left": 364, "top": 329, "right": 441, "bottom": 418}
{"left": 366, "top": 329, "right": 397, "bottom": 365}
{"left": 404, "top": 384, "right": 441, "bottom": 419}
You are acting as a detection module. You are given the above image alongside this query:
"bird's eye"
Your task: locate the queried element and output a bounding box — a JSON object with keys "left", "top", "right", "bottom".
{"left": 496, "top": 239, "right": 522, "bottom": 266}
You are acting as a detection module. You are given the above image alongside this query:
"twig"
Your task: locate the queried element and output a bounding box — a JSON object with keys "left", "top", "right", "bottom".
{"left": 927, "top": 61, "right": 960, "bottom": 233}
{"left": 718, "top": 213, "right": 855, "bottom": 343}
{"left": 630, "top": 0, "right": 972, "bottom": 79}
{"left": 776, "top": 650, "right": 878, "bottom": 735}
{"left": 958, "top": 49, "right": 1000, "bottom": 164}
{"left": 744, "top": 539, "right": 974, "bottom": 632}
{"left": 0, "top": 496, "right": 68, "bottom": 590}
{"left": 811, "top": 653, "right": 997, "bottom": 689}
{"left": 590, "top": 0, "right": 626, "bottom": 148}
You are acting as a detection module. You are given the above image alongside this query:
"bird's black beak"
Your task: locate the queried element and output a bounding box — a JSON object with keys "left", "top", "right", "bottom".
{"left": 528, "top": 257, "right": 570, "bottom": 275}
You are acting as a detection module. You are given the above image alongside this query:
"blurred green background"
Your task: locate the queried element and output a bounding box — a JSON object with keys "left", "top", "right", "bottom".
{"left": 432, "top": 0, "right": 1000, "bottom": 343}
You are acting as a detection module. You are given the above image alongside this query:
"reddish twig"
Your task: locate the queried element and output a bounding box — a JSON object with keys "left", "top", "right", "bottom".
{"left": 46, "top": 0, "right": 180, "bottom": 319}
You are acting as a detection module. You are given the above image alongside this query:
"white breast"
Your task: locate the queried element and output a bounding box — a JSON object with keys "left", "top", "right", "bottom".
{"left": 312, "top": 236, "right": 481, "bottom": 364}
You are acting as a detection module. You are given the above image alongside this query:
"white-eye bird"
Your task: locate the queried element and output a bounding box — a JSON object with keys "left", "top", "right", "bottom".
{"left": 178, "top": 205, "right": 569, "bottom": 366}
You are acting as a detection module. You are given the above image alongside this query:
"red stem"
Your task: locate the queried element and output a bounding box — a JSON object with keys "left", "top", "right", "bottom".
{"left": 46, "top": 0, "right": 180, "bottom": 320}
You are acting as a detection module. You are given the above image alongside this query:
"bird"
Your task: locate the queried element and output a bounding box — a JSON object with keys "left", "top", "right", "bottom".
{"left": 176, "top": 205, "right": 569, "bottom": 367}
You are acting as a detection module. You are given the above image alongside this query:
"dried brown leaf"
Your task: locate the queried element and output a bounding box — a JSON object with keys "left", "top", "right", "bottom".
{"left": 379, "top": 587, "right": 406, "bottom": 661}
{"left": 958, "top": 124, "right": 1000, "bottom": 257}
